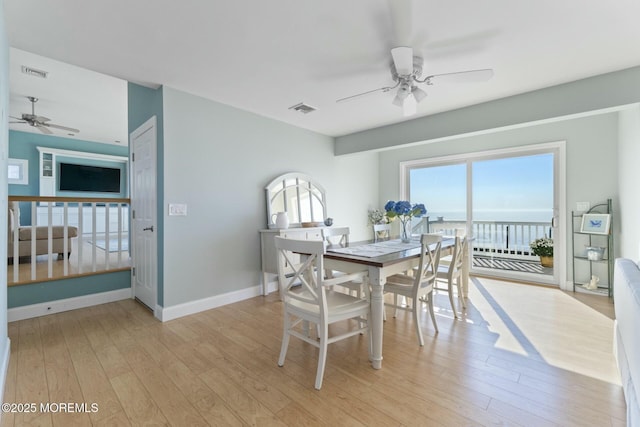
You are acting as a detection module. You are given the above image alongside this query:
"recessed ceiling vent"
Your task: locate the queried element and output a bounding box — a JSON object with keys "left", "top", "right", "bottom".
{"left": 21, "top": 66, "right": 48, "bottom": 79}
{"left": 288, "top": 102, "right": 316, "bottom": 114}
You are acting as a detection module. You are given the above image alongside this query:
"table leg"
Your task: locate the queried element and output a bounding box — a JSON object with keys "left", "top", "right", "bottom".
{"left": 368, "top": 268, "right": 384, "bottom": 370}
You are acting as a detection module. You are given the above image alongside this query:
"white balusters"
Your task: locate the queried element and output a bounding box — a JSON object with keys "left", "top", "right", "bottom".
{"left": 7, "top": 197, "right": 130, "bottom": 284}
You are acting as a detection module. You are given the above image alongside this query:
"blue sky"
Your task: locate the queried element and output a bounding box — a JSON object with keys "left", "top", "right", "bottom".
{"left": 409, "top": 153, "right": 554, "bottom": 221}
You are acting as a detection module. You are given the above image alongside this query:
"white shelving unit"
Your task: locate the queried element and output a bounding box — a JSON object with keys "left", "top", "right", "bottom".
{"left": 571, "top": 199, "right": 614, "bottom": 297}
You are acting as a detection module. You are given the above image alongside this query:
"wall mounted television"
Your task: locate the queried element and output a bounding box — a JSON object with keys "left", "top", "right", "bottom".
{"left": 59, "top": 163, "right": 121, "bottom": 193}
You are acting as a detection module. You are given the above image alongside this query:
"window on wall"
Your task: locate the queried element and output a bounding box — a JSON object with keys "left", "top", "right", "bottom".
{"left": 7, "top": 158, "right": 28, "bottom": 185}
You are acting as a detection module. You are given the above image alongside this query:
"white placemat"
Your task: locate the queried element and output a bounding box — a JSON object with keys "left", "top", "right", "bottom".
{"left": 327, "top": 238, "right": 421, "bottom": 258}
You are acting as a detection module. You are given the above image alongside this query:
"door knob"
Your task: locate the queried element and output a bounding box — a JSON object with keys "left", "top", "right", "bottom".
{"left": 143, "top": 226, "right": 154, "bottom": 232}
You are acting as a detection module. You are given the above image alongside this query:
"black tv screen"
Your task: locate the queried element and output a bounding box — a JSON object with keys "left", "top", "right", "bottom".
{"left": 59, "top": 163, "right": 121, "bottom": 193}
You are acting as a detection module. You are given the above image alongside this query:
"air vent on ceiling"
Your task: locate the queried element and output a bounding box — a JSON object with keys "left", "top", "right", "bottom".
{"left": 288, "top": 102, "right": 316, "bottom": 114}
{"left": 21, "top": 66, "right": 48, "bottom": 79}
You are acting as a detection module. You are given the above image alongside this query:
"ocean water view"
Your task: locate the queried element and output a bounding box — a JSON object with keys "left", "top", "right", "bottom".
{"left": 425, "top": 209, "right": 553, "bottom": 224}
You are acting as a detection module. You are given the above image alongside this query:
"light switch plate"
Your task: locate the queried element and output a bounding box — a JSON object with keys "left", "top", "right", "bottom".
{"left": 576, "top": 202, "right": 590, "bottom": 212}
{"left": 169, "top": 203, "right": 187, "bottom": 216}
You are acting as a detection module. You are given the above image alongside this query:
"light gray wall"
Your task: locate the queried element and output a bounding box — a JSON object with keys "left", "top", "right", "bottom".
{"left": 618, "top": 105, "right": 640, "bottom": 260}
{"left": 336, "top": 66, "right": 640, "bottom": 156}
{"left": 161, "top": 87, "right": 377, "bottom": 307}
{"left": 377, "top": 113, "right": 620, "bottom": 283}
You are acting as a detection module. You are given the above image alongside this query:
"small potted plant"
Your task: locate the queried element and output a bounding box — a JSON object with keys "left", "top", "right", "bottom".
{"left": 367, "top": 209, "right": 388, "bottom": 226}
{"left": 530, "top": 237, "right": 554, "bottom": 267}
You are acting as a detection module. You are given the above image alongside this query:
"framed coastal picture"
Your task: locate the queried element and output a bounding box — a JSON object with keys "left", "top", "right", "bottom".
{"left": 580, "top": 213, "right": 611, "bottom": 235}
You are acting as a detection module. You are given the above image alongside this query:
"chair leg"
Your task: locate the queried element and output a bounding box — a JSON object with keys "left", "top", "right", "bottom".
{"left": 393, "top": 294, "right": 399, "bottom": 318}
{"left": 278, "top": 313, "right": 291, "bottom": 367}
{"left": 457, "top": 278, "right": 467, "bottom": 309}
{"left": 427, "top": 290, "right": 439, "bottom": 333}
{"left": 315, "top": 323, "right": 329, "bottom": 390}
{"left": 411, "top": 297, "right": 424, "bottom": 347}
{"left": 447, "top": 279, "right": 459, "bottom": 319}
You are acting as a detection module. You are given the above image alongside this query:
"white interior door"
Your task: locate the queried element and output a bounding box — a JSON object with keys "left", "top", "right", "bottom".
{"left": 130, "top": 116, "right": 158, "bottom": 314}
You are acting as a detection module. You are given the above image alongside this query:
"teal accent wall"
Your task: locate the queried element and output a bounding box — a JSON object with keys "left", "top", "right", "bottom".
{"left": 8, "top": 130, "right": 129, "bottom": 225}
{"left": 8, "top": 270, "right": 131, "bottom": 308}
{"left": 128, "top": 83, "right": 164, "bottom": 306}
{"left": 9, "top": 130, "right": 128, "bottom": 196}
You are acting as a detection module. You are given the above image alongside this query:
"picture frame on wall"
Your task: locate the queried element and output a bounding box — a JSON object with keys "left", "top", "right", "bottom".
{"left": 580, "top": 213, "right": 611, "bottom": 235}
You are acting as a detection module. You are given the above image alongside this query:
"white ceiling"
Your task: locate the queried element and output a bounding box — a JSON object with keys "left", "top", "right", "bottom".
{"left": 8, "top": 48, "right": 128, "bottom": 146}
{"left": 5, "top": 0, "right": 640, "bottom": 143}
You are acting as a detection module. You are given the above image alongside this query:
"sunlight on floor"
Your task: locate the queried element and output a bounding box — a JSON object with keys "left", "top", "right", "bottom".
{"left": 469, "top": 277, "right": 621, "bottom": 385}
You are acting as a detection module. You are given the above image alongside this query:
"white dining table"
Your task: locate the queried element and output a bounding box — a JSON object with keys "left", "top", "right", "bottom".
{"left": 324, "top": 236, "right": 468, "bottom": 369}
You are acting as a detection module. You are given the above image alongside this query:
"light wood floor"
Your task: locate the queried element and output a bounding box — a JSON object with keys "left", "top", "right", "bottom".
{"left": 1, "top": 277, "right": 626, "bottom": 426}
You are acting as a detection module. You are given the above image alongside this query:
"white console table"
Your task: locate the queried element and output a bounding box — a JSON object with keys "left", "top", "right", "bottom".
{"left": 259, "top": 227, "right": 326, "bottom": 295}
{"left": 36, "top": 206, "right": 129, "bottom": 235}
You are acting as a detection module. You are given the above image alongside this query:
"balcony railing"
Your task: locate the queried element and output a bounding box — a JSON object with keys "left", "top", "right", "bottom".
{"left": 413, "top": 216, "right": 552, "bottom": 260}
{"left": 8, "top": 196, "right": 131, "bottom": 284}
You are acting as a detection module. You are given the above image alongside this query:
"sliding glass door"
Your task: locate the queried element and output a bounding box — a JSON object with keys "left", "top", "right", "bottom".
{"left": 402, "top": 143, "right": 564, "bottom": 286}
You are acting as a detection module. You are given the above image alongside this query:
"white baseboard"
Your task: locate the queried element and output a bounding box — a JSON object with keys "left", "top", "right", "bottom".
{"left": 8, "top": 288, "right": 132, "bottom": 322}
{"left": 159, "top": 283, "right": 267, "bottom": 322}
{"left": 0, "top": 338, "right": 10, "bottom": 411}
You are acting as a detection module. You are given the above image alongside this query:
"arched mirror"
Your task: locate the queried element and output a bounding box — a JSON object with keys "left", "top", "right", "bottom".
{"left": 265, "top": 172, "right": 327, "bottom": 228}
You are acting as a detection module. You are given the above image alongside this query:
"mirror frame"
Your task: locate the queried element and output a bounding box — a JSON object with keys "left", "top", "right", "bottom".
{"left": 265, "top": 172, "right": 327, "bottom": 228}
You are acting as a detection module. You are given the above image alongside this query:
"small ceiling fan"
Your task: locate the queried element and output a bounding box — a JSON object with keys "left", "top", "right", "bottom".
{"left": 336, "top": 1, "right": 494, "bottom": 116}
{"left": 10, "top": 96, "right": 80, "bottom": 135}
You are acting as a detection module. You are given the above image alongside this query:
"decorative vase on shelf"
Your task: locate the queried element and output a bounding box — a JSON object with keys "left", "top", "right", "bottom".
{"left": 539, "top": 255, "right": 553, "bottom": 268}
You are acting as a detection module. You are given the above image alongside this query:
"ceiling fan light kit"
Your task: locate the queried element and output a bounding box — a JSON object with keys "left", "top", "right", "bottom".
{"left": 337, "top": 46, "right": 493, "bottom": 117}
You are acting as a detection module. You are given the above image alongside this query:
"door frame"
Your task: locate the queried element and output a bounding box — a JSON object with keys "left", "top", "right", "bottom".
{"left": 129, "top": 116, "right": 159, "bottom": 316}
{"left": 400, "top": 141, "right": 567, "bottom": 289}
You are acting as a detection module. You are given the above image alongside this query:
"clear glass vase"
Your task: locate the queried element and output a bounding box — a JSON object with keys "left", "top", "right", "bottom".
{"left": 400, "top": 219, "right": 411, "bottom": 243}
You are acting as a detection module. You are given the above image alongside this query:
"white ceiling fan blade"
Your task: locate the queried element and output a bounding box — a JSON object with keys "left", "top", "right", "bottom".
{"left": 35, "top": 115, "right": 51, "bottom": 123}
{"left": 36, "top": 124, "right": 53, "bottom": 135}
{"left": 391, "top": 46, "right": 413, "bottom": 75}
{"left": 412, "top": 86, "right": 427, "bottom": 103}
{"left": 9, "top": 121, "right": 27, "bottom": 124}
{"left": 44, "top": 123, "right": 80, "bottom": 133}
{"left": 426, "top": 68, "right": 494, "bottom": 84}
{"left": 388, "top": 0, "right": 412, "bottom": 47}
{"left": 336, "top": 84, "right": 397, "bottom": 103}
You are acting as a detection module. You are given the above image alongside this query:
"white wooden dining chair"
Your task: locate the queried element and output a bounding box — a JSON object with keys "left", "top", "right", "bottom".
{"left": 438, "top": 228, "right": 466, "bottom": 266}
{"left": 435, "top": 235, "right": 467, "bottom": 318}
{"left": 372, "top": 223, "right": 391, "bottom": 241}
{"left": 322, "top": 226, "right": 349, "bottom": 246}
{"left": 383, "top": 234, "right": 441, "bottom": 346}
{"left": 274, "top": 236, "right": 370, "bottom": 390}
{"left": 321, "top": 226, "right": 364, "bottom": 298}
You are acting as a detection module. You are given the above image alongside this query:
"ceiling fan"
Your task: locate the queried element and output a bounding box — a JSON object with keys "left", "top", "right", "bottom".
{"left": 10, "top": 96, "right": 80, "bottom": 135}
{"left": 336, "top": 1, "right": 494, "bottom": 117}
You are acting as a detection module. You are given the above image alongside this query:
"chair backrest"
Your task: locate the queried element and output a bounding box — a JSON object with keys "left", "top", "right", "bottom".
{"left": 274, "top": 236, "right": 327, "bottom": 313}
{"left": 447, "top": 235, "right": 467, "bottom": 278}
{"left": 321, "top": 226, "right": 349, "bottom": 247}
{"left": 415, "top": 234, "right": 442, "bottom": 290}
{"left": 372, "top": 223, "right": 391, "bottom": 240}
